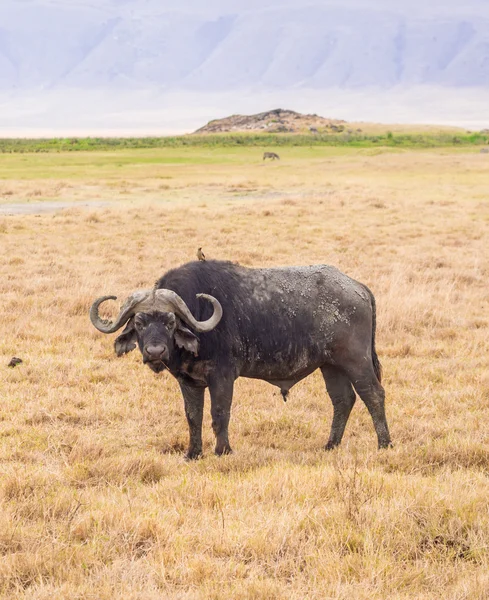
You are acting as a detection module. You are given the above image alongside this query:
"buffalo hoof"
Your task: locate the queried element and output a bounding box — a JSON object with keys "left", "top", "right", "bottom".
{"left": 184, "top": 449, "right": 203, "bottom": 461}
{"left": 325, "top": 441, "right": 340, "bottom": 451}
{"left": 215, "top": 445, "right": 233, "bottom": 456}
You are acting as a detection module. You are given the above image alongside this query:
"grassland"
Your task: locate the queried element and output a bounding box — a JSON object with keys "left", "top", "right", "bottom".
{"left": 0, "top": 126, "right": 488, "bottom": 154}
{"left": 0, "top": 143, "right": 488, "bottom": 599}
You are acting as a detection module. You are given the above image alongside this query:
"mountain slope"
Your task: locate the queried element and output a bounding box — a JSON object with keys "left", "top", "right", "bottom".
{"left": 0, "top": 0, "right": 488, "bottom": 91}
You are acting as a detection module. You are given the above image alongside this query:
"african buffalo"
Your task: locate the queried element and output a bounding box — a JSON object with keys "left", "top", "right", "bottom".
{"left": 90, "top": 260, "right": 391, "bottom": 458}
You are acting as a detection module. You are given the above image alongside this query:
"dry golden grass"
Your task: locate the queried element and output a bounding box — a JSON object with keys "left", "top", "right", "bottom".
{"left": 1, "top": 147, "right": 488, "bottom": 599}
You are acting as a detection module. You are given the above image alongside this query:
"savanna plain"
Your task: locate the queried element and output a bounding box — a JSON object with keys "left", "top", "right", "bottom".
{"left": 0, "top": 144, "right": 488, "bottom": 599}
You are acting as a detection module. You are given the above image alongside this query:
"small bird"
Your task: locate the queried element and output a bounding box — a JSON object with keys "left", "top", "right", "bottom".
{"left": 8, "top": 357, "right": 22, "bottom": 368}
{"left": 197, "top": 247, "right": 206, "bottom": 262}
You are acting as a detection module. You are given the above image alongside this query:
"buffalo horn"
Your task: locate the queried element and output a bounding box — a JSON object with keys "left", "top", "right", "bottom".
{"left": 153, "top": 289, "right": 222, "bottom": 332}
{"left": 89, "top": 289, "right": 222, "bottom": 334}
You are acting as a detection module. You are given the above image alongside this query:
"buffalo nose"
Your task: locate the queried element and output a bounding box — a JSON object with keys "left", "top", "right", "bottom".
{"left": 143, "top": 344, "right": 168, "bottom": 362}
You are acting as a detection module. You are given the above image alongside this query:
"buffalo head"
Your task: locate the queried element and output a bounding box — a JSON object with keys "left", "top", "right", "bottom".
{"left": 89, "top": 288, "right": 222, "bottom": 372}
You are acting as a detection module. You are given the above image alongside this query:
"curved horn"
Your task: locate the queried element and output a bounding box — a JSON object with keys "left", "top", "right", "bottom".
{"left": 89, "top": 290, "right": 153, "bottom": 333}
{"left": 153, "top": 290, "right": 222, "bottom": 332}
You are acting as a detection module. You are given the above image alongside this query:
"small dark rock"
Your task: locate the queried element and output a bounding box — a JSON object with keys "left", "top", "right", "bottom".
{"left": 8, "top": 357, "right": 23, "bottom": 368}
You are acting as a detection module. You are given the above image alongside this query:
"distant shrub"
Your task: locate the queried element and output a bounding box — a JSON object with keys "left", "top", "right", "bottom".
{"left": 0, "top": 131, "right": 487, "bottom": 153}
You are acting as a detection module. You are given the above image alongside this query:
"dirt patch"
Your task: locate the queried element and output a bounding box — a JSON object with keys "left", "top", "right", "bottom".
{"left": 0, "top": 201, "right": 108, "bottom": 215}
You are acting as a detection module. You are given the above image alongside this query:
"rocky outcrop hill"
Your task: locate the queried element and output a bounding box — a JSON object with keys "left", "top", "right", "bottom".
{"left": 193, "top": 109, "right": 348, "bottom": 134}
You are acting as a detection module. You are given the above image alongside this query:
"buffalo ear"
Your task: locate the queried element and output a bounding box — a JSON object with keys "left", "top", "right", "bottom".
{"left": 174, "top": 325, "right": 200, "bottom": 356}
{"left": 114, "top": 318, "right": 137, "bottom": 356}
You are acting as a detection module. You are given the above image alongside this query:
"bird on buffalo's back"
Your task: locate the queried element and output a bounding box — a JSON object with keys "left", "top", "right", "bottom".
{"left": 197, "top": 247, "right": 206, "bottom": 261}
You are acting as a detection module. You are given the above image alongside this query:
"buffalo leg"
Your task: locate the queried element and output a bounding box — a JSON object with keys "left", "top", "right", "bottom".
{"left": 345, "top": 364, "right": 392, "bottom": 449}
{"left": 321, "top": 364, "right": 357, "bottom": 450}
{"left": 208, "top": 376, "right": 234, "bottom": 456}
{"left": 179, "top": 381, "right": 205, "bottom": 459}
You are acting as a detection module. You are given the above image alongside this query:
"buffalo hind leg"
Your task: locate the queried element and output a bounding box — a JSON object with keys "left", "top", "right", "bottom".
{"left": 208, "top": 375, "right": 234, "bottom": 456}
{"left": 321, "top": 364, "right": 357, "bottom": 450}
{"left": 346, "top": 364, "right": 392, "bottom": 449}
{"left": 179, "top": 381, "right": 205, "bottom": 460}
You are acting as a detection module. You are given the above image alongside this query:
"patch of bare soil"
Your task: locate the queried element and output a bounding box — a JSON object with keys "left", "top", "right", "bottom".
{"left": 0, "top": 201, "right": 108, "bottom": 215}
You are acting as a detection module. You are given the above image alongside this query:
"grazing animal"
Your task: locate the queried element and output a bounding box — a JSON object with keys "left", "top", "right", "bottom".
{"left": 7, "top": 357, "right": 22, "bottom": 368}
{"left": 263, "top": 152, "right": 280, "bottom": 161}
{"left": 197, "top": 247, "right": 206, "bottom": 261}
{"left": 90, "top": 261, "right": 391, "bottom": 459}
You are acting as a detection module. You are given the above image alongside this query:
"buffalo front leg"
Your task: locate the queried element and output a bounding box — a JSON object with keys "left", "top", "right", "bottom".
{"left": 178, "top": 381, "right": 205, "bottom": 459}
{"left": 321, "top": 364, "right": 357, "bottom": 450}
{"left": 208, "top": 375, "right": 234, "bottom": 456}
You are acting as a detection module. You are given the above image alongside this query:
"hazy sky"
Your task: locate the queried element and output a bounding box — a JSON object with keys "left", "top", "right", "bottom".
{"left": 6, "top": 0, "right": 489, "bottom": 15}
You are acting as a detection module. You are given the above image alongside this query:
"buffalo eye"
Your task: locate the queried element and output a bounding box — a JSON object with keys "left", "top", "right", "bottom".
{"left": 134, "top": 316, "right": 147, "bottom": 331}
{"left": 165, "top": 314, "right": 176, "bottom": 332}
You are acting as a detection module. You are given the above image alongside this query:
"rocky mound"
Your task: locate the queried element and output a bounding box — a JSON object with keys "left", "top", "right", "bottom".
{"left": 193, "top": 108, "right": 348, "bottom": 134}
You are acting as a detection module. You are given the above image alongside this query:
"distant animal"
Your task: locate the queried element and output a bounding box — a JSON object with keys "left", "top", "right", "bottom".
{"left": 90, "top": 260, "right": 392, "bottom": 459}
{"left": 263, "top": 152, "right": 280, "bottom": 161}
{"left": 197, "top": 247, "right": 206, "bottom": 261}
{"left": 8, "top": 357, "right": 22, "bottom": 368}
{"left": 480, "top": 148, "right": 489, "bottom": 154}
